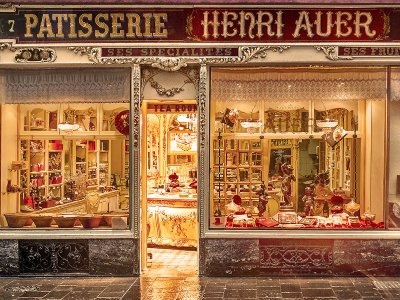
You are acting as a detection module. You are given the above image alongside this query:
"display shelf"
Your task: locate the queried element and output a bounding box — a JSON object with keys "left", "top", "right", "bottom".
{"left": 212, "top": 138, "right": 264, "bottom": 215}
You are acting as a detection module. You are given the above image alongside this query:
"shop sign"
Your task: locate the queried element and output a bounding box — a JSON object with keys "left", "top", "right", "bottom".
{"left": 0, "top": 7, "right": 398, "bottom": 43}
{"left": 147, "top": 104, "right": 197, "bottom": 113}
{"left": 338, "top": 46, "right": 400, "bottom": 57}
{"left": 101, "top": 47, "right": 238, "bottom": 57}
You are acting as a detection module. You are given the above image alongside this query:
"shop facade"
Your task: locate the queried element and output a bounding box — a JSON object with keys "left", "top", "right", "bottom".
{"left": 1, "top": 2, "right": 400, "bottom": 276}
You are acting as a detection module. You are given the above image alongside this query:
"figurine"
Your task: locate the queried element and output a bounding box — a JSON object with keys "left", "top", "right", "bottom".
{"left": 314, "top": 170, "right": 333, "bottom": 200}
{"left": 168, "top": 173, "right": 180, "bottom": 192}
{"left": 281, "top": 163, "right": 296, "bottom": 206}
{"left": 256, "top": 181, "right": 269, "bottom": 217}
{"left": 302, "top": 186, "right": 315, "bottom": 216}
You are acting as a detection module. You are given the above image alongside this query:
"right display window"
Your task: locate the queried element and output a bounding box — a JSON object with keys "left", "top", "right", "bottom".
{"left": 210, "top": 66, "right": 388, "bottom": 230}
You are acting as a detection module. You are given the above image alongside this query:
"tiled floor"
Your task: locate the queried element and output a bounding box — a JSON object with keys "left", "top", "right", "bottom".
{"left": 1, "top": 249, "right": 400, "bottom": 299}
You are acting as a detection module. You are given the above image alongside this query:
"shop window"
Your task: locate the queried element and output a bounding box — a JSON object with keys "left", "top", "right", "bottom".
{"left": 0, "top": 68, "right": 131, "bottom": 230}
{"left": 210, "top": 67, "right": 387, "bottom": 230}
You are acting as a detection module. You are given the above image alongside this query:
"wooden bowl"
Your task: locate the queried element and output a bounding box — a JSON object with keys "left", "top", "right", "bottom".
{"left": 31, "top": 214, "right": 53, "bottom": 227}
{"left": 53, "top": 215, "right": 77, "bottom": 228}
{"left": 5, "top": 213, "right": 31, "bottom": 228}
{"left": 78, "top": 215, "right": 102, "bottom": 228}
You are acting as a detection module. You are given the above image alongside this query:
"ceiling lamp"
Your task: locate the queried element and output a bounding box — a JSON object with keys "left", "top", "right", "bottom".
{"left": 58, "top": 122, "right": 80, "bottom": 133}
{"left": 316, "top": 118, "right": 338, "bottom": 133}
{"left": 240, "top": 119, "right": 263, "bottom": 133}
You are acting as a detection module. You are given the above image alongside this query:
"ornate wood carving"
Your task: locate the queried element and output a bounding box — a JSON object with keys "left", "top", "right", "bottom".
{"left": 131, "top": 64, "right": 141, "bottom": 238}
{"left": 198, "top": 64, "right": 207, "bottom": 239}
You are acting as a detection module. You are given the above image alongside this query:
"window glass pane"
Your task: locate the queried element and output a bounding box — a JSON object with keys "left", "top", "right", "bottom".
{"left": 210, "top": 67, "right": 386, "bottom": 230}
{"left": 0, "top": 68, "right": 130, "bottom": 230}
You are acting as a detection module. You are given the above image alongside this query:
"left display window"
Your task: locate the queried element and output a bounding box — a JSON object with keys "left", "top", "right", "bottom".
{"left": 0, "top": 68, "right": 131, "bottom": 230}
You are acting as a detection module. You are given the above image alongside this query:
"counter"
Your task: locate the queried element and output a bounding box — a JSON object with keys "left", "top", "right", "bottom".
{"left": 147, "top": 193, "right": 197, "bottom": 248}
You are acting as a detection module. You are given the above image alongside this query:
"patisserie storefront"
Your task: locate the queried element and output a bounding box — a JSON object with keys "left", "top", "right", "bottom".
{"left": 1, "top": 1, "right": 400, "bottom": 276}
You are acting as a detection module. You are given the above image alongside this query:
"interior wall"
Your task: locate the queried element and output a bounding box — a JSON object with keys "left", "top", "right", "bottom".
{"left": 365, "top": 100, "right": 386, "bottom": 221}
{"left": 389, "top": 101, "right": 400, "bottom": 195}
{"left": 0, "top": 105, "right": 19, "bottom": 224}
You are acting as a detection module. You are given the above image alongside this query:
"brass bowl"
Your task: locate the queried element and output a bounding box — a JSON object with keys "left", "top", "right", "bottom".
{"left": 78, "top": 215, "right": 102, "bottom": 229}
{"left": 5, "top": 213, "right": 31, "bottom": 228}
{"left": 31, "top": 214, "right": 54, "bottom": 227}
{"left": 53, "top": 215, "right": 77, "bottom": 228}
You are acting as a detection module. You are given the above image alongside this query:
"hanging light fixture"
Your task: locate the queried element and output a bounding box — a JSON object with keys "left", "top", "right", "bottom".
{"left": 58, "top": 107, "right": 80, "bottom": 134}
{"left": 240, "top": 101, "right": 262, "bottom": 133}
{"left": 57, "top": 122, "right": 80, "bottom": 133}
{"left": 316, "top": 118, "right": 338, "bottom": 133}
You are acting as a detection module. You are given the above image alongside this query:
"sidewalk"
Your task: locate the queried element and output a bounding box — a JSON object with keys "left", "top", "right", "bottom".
{"left": 0, "top": 275, "right": 400, "bottom": 299}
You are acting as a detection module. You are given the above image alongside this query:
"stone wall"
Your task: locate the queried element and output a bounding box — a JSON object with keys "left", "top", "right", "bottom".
{"left": 199, "top": 238, "right": 400, "bottom": 276}
{"left": 0, "top": 239, "right": 139, "bottom": 276}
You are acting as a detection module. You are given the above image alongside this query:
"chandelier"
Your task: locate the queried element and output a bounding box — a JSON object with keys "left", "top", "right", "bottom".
{"left": 316, "top": 118, "right": 338, "bottom": 133}
{"left": 240, "top": 101, "right": 262, "bottom": 133}
{"left": 240, "top": 119, "right": 263, "bottom": 133}
{"left": 58, "top": 122, "right": 80, "bottom": 133}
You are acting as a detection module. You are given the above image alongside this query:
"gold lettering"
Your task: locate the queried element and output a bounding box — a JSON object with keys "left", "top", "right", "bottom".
{"left": 335, "top": 11, "right": 352, "bottom": 38}
{"left": 201, "top": 11, "right": 220, "bottom": 39}
{"left": 275, "top": 11, "right": 284, "bottom": 38}
{"left": 239, "top": 11, "right": 256, "bottom": 39}
{"left": 354, "top": 11, "right": 376, "bottom": 38}
{"left": 153, "top": 13, "right": 168, "bottom": 37}
{"left": 37, "top": 14, "right": 55, "bottom": 38}
{"left": 143, "top": 13, "right": 153, "bottom": 37}
{"left": 95, "top": 13, "right": 109, "bottom": 38}
{"left": 24, "top": 14, "right": 38, "bottom": 38}
{"left": 222, "top": 11, "right": 238, "bottom": 38}
{"left": 293, "top": 11, "right": 314, "bottom": 38}
{"left": 52, "top": 14, "right": 67, "bottom": 38}
{"left": 107, "top": 48, "right": 115, "bottom": 56}
{"left": 110, "top": 13, "right": 124, "bottom": 38}
{"left": 126, "top": 13, "right": 143, "bottom": 38}
{"left": 256, "top": 11, "right": 275, "bottom": 38}
{"left": 167, "top": 48, "right": 175, "bottom": 56}
{"left": 314, "top": 11, "right": 333, "bottom": 37}
{"left": 78, "top": 13, "right": 93, "bottom": 38}
{"left": 141, "top": 48, "right": 148, "bottom": 55}
{"left": 343, "top": 47, "right": 351, "bottom": 56}
{"left": 67, "top": 14, "right": 78, "bottom": 38}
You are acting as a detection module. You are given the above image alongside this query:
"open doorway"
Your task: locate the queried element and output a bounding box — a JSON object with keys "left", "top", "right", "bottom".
{"left": 141, "top": 101, "right": 198, "bottom": 276}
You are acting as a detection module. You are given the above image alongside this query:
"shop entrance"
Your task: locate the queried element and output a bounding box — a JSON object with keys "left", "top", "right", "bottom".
{"left": 140, "top": 100, "right": 199, "bottom": 275}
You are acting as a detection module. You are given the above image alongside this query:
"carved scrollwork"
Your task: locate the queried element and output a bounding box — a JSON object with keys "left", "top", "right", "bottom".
{"left": 315, "top": 46, "right": 353, "bottom": 61}
{"left": 0, "top": 42, "right": 16, "bottom": 52}
{"left": 151, "top": 57, "right": 188, "bottom": 71}
{"left": 15, "top": 48, "right": 56, "bottom": 63}
{"left": 67, "top": 46, "right": 99, "bottom": 63}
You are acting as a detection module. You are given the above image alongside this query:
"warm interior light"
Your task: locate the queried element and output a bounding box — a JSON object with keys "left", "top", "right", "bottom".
{"left": 240, "top": 119, "right": 263, "bottom": 133}
{"left": 316, "top": 118, "right": 338, "bottom": 131}
{"left": 57, "top": 122, "right": 80, "bottom": 132}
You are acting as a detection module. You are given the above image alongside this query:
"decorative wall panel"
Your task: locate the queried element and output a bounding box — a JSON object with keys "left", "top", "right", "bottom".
{"left": 19, "top": 240, "right": 89, "bottom": 274}
{"left": 259, "top": 239, "right": 333, "bottom": 275}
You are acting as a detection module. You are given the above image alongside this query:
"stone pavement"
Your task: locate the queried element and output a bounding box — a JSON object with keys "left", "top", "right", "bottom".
{"left": 0, "top": 275, "right": 400, "bottom": 299}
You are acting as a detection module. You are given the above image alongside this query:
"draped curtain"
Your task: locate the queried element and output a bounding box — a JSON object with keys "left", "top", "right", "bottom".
{"left": 211, "top": 67, "right": 388, "bottom": 107}
{"left": 0, "top": 68, "right": 130, "bottom": 104}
